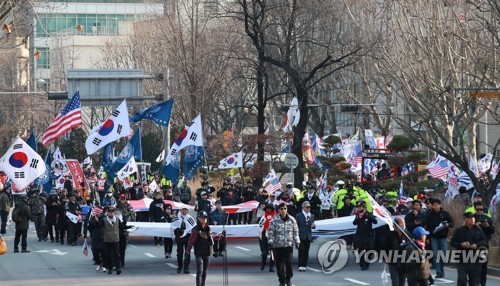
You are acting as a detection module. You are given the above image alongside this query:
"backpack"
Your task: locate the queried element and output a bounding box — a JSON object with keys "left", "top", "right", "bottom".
{"left": 12, "top": 207, "right": 21, "bottom": 223}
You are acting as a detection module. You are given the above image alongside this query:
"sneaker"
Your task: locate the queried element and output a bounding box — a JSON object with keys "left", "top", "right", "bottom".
{"left": 96, "top": 265, "right": 101, "bottom": 271}
{"left": 102, "top": 267, "right": 108, "bottom": 273}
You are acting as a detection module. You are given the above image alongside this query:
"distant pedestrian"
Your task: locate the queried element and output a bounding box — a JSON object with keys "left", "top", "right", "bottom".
{"left": 295, "top": 201, "right": 315, "bottom": 272}
{"left": 209, "top": 200, "right": 227, "bottom": 257}
{"left": 28, "top": 188, "right": 48, "bottom": 241}
{"left": 0, "top": 186, "right": 10, "bottom": 235}
{"left": 353, "top": 201, "right": 377, "bottom": 270}
{"left": 12, "top": 195, "right": 31, "bottom": 253}
{"left": 258, "top": 204, "right": 276, "bottom": 272}
{"left": 171, "top": 206, "right": 196, "bottom": 274}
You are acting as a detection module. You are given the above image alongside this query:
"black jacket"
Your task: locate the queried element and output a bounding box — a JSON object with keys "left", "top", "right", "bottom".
{"left": 149, "top": 198, "right": 166, "bottom": 222}
{"left": 473, "top": 214, "right": 495, "bottom": 242}
{"left": 338, "top": 203, "right": 355, "bottom": 217}
{"left": 298, "top": 194, "right": 321, "bottom": 216}
{"left": 425, "top": 208, "right": 454, "bottom": 239}
{"left": 405, "top": 210, "right": 425, "bottom": 235}
{"left": 450, "top": 224, "right": 488, "bottom": 263}
{"left": 383, "top": 230, "right": 408, "bottom": 265}
{"left": 241, "top": 187, "right": 256, "bottom": 202}
{"left": 353, "top": 211, "right": 377, "bottom": 237}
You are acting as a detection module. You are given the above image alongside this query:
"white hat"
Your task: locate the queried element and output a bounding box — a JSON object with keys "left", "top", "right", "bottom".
{"left": 406, "top": 198, "right": 414, "bottom": 203}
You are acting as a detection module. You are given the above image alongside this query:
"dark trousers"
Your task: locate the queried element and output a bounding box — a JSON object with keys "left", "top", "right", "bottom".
{"left": 274, "top": 247, "right": 293, "bottom": 284}
{"left": 47, "top": 223, "right": 59, "bottom": 241}
{"left": 176, "top": 239, "right": 191, "bottom": 270}
{"left": 480, "top": 260, "right": 487, "bottom": 286}
{"left": 0, "top": 210, "right": 7, "bottom": 234}
{"left": 33, "top": 214, "right": 47, "bottom": 239}
{"left": 298, "top": 239, "right": 311, "bottom": 267}
{"left": 213, "top": 238, "right": 226, "bottom": 254}
{"left": 154, "top": 236, "right": 163, "bottom": 245}
{"left": 195, "top": 255, "right": 210, "bottom": 286}
{"left": 388, "top": 264, "right": 406, "bottom": 286}
{"left": 259, "top": 235, "right": 274, "bottom": 271}
{"left": 239, "top": 211, "right": 252, "bottom": 224}
{"left": 104, "top": 241, "right": 121, "bottom": 272}
{"left": 66, "top": 220, "right": 77, "bottom": 244}
{"left": 164, "top": 237, "right": 173, "bottom": 254}
{"left": 457, "top": 263, "right": 481, "bottom": 286}
{"left": 14, "top": 229, "right": 28, "bottom": 250}
{"left": 92, "top": 247, "right": 105, "bottom": 265}
{"left": 119, "top": 237, "right": 127, "bottom": 267}
{"left": 228, "top": 214, "right": 237, "bottom": 225}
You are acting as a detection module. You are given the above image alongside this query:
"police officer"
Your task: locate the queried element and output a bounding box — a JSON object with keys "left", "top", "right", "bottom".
{"left": 353, "top": 201, "right": 377, "bottom": 270}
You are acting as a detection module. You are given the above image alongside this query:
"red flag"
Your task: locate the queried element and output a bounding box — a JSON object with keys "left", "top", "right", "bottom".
{"left": 42, "top": 91, "right": 82, "bottom": 146}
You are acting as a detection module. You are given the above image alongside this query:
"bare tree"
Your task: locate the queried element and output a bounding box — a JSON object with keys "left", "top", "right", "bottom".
{"left": 374, "top": 0, "right": 499, "bottom": 193}
{"left": 234, "top": 0, "right": 365, "bottom": 185}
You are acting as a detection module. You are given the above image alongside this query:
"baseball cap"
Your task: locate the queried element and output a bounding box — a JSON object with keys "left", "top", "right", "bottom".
{"left": 197, "top": 211, "right": 208, "bottom": 218}
{"left": 201, "top": 191, "right": 207, "bottom": 196}
{"left": 180, "top": 205, "right": 189, "bottom": 210}
{"left": 215, "top": 200, "right": 222, "bottom": 205}
{"left": 413, "top": 226, "right": 430, "bottom": 237}
{"left": 356, "top": 201, "right": 366, "bottom": 207}
{"left": 463, "top": 211, "right": 474, "bottom": 218}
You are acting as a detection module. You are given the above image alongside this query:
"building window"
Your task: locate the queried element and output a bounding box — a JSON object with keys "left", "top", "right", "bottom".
{"left": 36, "top": 48, "right": 50, "bottom": 69}
{"left": 35, "top": 13, "right": 135, "bottom": 36}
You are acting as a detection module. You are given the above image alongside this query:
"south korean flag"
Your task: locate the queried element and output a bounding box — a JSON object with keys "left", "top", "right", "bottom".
{"left": 85, "top": 100, "right": 131, "bottom": 155}
{"left": 0, "top": 136, "right": 46, "bottom": 190}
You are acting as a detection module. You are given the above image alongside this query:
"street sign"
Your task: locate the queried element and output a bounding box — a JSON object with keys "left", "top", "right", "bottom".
{"left": 284, "top": 154, "right": 299, "bottom": 170}
{"left": 469, "top": 90, "right": 500, "bottom": 99}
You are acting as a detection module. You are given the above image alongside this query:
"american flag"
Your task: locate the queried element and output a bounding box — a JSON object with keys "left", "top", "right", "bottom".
{"left": 427, "top": 155, "right": 449, "bottom": 178}
{"left": 42, "top": 91, "right": 82, "bottom": 146}
{"left": 91, "top": 206, "right": 103, "bottom": 216}
{"left": 265, "top": 178, "right": 282, "bottom": 194}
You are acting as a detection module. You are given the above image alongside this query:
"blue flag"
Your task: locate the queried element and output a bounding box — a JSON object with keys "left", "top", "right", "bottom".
{"left": 27, "top": 132, "right": 37, "bottom": 153}
{"left": 107, "top": 129, "right": 142, "bottom": 183}
{"left": 183, "top": 145, "right": 204, "bottom": 180}
{"left": 129, "top": 98, "right": 174, "bottom": 126}
{"left": 35, "top": 151, "right": 52, "bottom": 194}
{"left": 102, "top": 143, "right": 115, "bottom": 172}
{"left": 163, "top": 150, "right": 180, "bottom": 185}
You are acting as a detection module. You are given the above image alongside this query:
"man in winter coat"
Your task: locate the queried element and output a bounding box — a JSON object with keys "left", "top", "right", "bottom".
{"left": 353, "top": 201, "right": 377, "bottom": 270}
{"left": 425, "top": 198, "right": 454, "bottom": 278}
{"left": 171, "top": 206, "right": 196, "bottom": 274}
{"left": 268, "top": 202, "right": 300, "bottom": 286}
{"left": 149, "top": 191, "right": 166, "bottom": 246}
{"left": 0, "top": 186, "right": 10, "bottom": 235}
{"left": 186, "top": 211, "right": 215, "bottom": 286}
{"left": 13, "top": 195, "right": 31, "bottom": 253}
{"left": 403, "top": 227, "right": 432, "bottom": 286}
{"left": 28, "top": 188, "right": 48, "bottom": 241}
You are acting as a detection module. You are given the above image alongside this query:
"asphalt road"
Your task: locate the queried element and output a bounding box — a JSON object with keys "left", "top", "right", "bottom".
{"left": 0, "top": 222, "right": 499, "bottom": 286}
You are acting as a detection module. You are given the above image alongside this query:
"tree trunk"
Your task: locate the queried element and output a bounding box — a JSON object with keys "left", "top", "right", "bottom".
{"left": 256, "top": 58, "right": 266, "bottom": 187}
{"left": 292, "top": 84, "right": 308, "bottom": 188}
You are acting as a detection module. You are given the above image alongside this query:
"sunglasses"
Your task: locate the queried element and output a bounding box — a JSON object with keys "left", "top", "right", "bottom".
{"left": 476, "top": 208, "right": 484, "bottom": 211}
{"left": 279, "top": 207, "right": 287, "bottom": 210}
{"left": 304, "top": 206, "right": 311, "bottom": 209}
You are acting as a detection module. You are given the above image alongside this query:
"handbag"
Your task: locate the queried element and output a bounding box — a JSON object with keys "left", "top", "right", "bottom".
{"left": 0, "top": 235, "right": 7, "bottom": 255}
